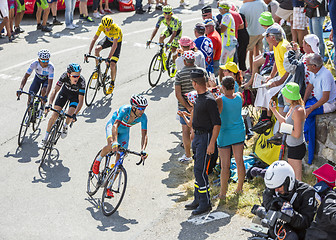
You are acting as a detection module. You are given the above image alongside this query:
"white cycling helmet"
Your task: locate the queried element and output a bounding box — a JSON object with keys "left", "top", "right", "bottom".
{"left": 130, "top": 94, "right": 148, "bottom": 108}
{"left": 264, "top": 160, "right": 295, "bottom": 192}
{"left": 38, "top": 49, "right": 51, "bottom": 59}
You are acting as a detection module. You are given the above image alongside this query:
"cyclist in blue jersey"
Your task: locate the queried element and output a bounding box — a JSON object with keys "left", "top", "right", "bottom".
{"left": 92, "top": 95, "right": 149, "bottom": 177}
{"left": 17, "top": 49, "right": 54, "bottom": 106}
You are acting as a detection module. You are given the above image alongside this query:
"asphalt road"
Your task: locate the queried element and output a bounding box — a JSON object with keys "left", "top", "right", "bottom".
{"left": 0, "top": 1, "right": 252, "bottom": 239}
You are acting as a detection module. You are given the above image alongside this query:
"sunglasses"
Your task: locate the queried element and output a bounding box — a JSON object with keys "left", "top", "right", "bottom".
{"left": 163, "top": 12, "right": 172, "bottom": 15}
{"left": 40, "top": 59, "right": 49, "bottom": 63}
{"left": 70, "top": 75, "right": 80, "bottom": 78}
{"left": 137, "top": 107, "right": 146, "bottom": 111}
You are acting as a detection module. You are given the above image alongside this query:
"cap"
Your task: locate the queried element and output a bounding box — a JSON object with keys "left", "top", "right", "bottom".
{"left": 204, "top": 19, "right": 215, "bottom": 26}
{"left": 262, "top": 24, "right": 283, "bottom": 36}
{"left": 179, "top": 36, "right": 193, "bottom": 47}
{"left": 201, "top": 5, "right": 212, "bottom": 14}
{"left": 185, "top": 91, "right": 198, "bottom": 104}
{"left": 304, "top": 34, "right": 320, "bottom": 54}
{"left": 190, "top": 68, "right": 205, "bottom": 78}
{"left": 219, "top": 62, "right": 239, "bottom": 73}
{"left": 281, "top": 82, "right": 301, "bottom": 101}
{"left": 218, "top": 1, "right": 230, "bottom": 10}
{"left": 183, "top": 50, "right": 195, "bottom": 60}
{"left": 194, "top": 22, "right": 205, "bottom": 32}
{"left": 259, "top": 12, "right": 274, "bottom": 26}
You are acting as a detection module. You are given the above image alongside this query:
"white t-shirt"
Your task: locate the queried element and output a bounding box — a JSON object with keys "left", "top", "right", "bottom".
{"left": 176, "top": 51, "right": 206, "bottom": 71}
{"left": 308, "top": 66, "right": 336, "bottom": 103}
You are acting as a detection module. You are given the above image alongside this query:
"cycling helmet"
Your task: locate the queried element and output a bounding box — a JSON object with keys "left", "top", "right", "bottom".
{"left": 38, "top": 49, "right": 51, "bottom": 59}
{"left": 101, "top": 16, "right": 113, "bottom": 28}
{"left": 264, "top": 160, "right": 295, "bottom": 193}
{"left": 130, "top": 94, "right": 148, "bottom": 108}
{"left": 67, "top": 63, "right": 82, "bottom": 74}
{"left": 163, "top": 5, "right": 173, "bottom": 13}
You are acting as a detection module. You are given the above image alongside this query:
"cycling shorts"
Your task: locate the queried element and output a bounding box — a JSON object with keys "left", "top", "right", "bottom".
{"left": 162, "top": 28, "right": 182, "bottom": 48}
{"left": 54, "top": 88, "right": 79, "bottom": 109}
{"left": 16, "top": 0, "right": 25, "bottom": 13}
{"left": 98, "top": 38, "right": 122, "bottom": 63}
{"left": 36, "top": 0, "right": 49, "bottom": 10}
{"left": 29, "top": 75, "right": 48, "bottom": 94}
{"left": 105, "top": 119, "right": 129, "bottom": 149}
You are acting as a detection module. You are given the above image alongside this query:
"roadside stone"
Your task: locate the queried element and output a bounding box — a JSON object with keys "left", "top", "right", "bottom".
{"left": 322, "top": 147, "right": 334, "bottom": 161}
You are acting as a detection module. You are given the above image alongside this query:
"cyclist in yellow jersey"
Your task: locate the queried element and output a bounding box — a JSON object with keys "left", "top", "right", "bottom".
{"left": 146, "top": 5, "right": 182, "bottom": 68}
{"left": 86, "top": 16, "right": 122, "bottom": 94}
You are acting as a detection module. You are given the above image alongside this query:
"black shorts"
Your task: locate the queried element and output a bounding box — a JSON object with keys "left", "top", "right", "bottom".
{"left": 287, "top": 143, "right": 306, "bottom": 160}
{"left": 54, "top": 88, "right": 79, "bottom": 109}
{"left": 97, "top": 37, "right": 122, "bottom": 63}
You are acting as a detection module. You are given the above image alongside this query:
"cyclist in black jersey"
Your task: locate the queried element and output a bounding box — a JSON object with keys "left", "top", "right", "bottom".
{"left": 38, "top": 64, "right": 86, "bottom": 148}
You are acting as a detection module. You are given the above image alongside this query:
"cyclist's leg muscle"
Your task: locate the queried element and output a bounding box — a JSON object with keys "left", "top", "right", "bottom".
{"left": 46, "top": 105, "right": 62, "bottom": 132}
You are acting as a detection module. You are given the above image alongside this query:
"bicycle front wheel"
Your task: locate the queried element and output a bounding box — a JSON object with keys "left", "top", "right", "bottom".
{"left": 18, "top": 106, "right": 32, "bottom": 146}
{"left": 148, "top": 53, "right": 163, "bottom": 87}
{"left": 40, "top": 124, "right": 57, "bottom": 167}
{"left": 85, "top": 71, "right": 99, "bottom": 106}
{"left": 101, "top": 166, "right": 127, "bottom": 216}
{"left": 87, "top": 150, "right": 103, "bottom": 196}
{"left": 32, "top": 101, "right": 43, "bottom": 132}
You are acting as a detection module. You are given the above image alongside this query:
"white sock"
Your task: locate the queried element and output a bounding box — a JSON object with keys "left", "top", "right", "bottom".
{"left": 95, "top": 154, "right": 103, "bottom": 162}
{"left": 43, "top": 132, "right": 49, "bottom": 141}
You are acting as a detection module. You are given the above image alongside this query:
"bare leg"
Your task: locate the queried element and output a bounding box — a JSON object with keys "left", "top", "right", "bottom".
{"left": 182, "top": 124, "right": 191, "bottom": 158}
{"left": 42, "top": 7, "right": 50, "bottom": 26}
{"left": 288, "top": 158, "right": 302, "bottom": 181}
{"left": 36, "top": 7, "right": 42, "bottom": 25}
{"left": 232, "top": 143, "right": 245, "bottom": 193}
{"left": 218, "top": 147, "right": 231, "bottom": 198}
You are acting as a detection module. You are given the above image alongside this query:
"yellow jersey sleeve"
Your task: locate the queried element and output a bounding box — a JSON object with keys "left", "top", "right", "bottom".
{"left": 95, "top": 24, "right": 104, "bottom": 37}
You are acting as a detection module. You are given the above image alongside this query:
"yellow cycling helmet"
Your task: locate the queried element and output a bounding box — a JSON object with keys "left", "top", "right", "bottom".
{"left": 163, "top": 5, "right": 173, "bottom": 13}
{"left": 101, "top": 16, "right": 113, "bottom": 28}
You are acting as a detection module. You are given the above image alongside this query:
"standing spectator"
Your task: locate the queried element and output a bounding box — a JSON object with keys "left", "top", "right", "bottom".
{"left": 48, "top": 0, "right": 62, "bottom": 25}
{"left": 305, "top": 0, "right": 328, "bottom": 58}
{"left": 237, "top": 12, "right": 249, "bottom": 71}
{"left": 0, "top": 0, "right": 13, "bottom": 41}
{"left": 215, "top": 76, "right": 245, "bottom": 199}
{"left": 175, "top": 51, "right": 207, "bottom": 163}
{"left": 7, "top": 0, "right": 15, "bottom": 34}
{"left": 64, "top": 0, "right": 78, "bottom": 29}
{"left": 194, "top": 23, "right": 214, "bottom": 74}
{"left": 292, "top": 0, "right": 308, "bottom": 47}
{"left": 239, "top": 0, "right": 267, "bottom": 73}
{"left": 92, "top": 0, "right": 104, "bottom": 19}
{"left": 184, "top": 69, "right": 221, "bottom": 215}
{"left": 135, "top": 0, "right": 145, "bottom": 14}
{"left": 218, "top": 1, "right": 237, "bottom": 65}
{"left": 36, "top": 0, "right": 52, "bottom": 32}
{"left": 275, "top": 0, "right": 293, "bottom": 24}
{"left": 14, "top": 0, "right": 25, "bottom": 34}
{"left": 263, "top": 0, "right": 280, "bottom": 23}
{"left": 100, "top": 0, "right": 112, "bottom": 14}
{"left": 79, "top": 0, "right": 94, "bottom": 22}
{"left": 229, "top": 4, "right": 244, "bottom": 65}
{"left": 202, "top": 5, "right": 221, "bottom": 34}
{"left": 303, "top": 53, "right": 336, "bottom": 164}
{"left": 269, "top": 83, "right": 306, "bottom": 180}
{"left": 329, "top": 0, "right": 336, "bottom": 67}
{"left": 204, "top": 19, "right": 221, "bottom": 76}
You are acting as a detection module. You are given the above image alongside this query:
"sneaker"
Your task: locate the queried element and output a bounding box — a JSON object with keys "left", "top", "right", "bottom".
{"left": 79, "top": 14, "right": 86, "bottom": 19}
{"left": 46, "top": 22, "right": 53, "bottom": 27}
{"left": 85, "top": 16, "right": 94, "bottom": 22}
{"left": 14, "top": 26, "right": 25, "bottom": 34}
{"left": 104, "top": 8, "right": 113, "bottom": 14}
{"left": 92, "top": 72, "right": 98, "bottom": 79}
{"left": 251, "top": 119, "right": 272, "bottom": 134}
{"left": 178, "top": 154, "right": 192, "bottom": 163}
{"left": 106, "top": 189, "right": 114, "bottom": 198}
{"left": 8, "top": 35, "right": 14, "bottom": 42}
{"left": 92, "top": 160, "right": 101, "bottom": 174}
{"left": 136, "top": 8, "right": 145, "bottom": 14}
{"left": 65, "top": 25, "right": 76, "bottom": 30}
{"left": 72, "top": 23, "right": 79, "bottom": 28}
{"left": 267, "top": 132, "right": 283, "bottom": 145}
{"left": 106, "top": 84, "right": 114, "bottom": 94}
{"left": 41, "top": 25, "right": 52, "bottom": 32}
{"left": 180, "top": 1, "right": 189, "bottom": 7}
{"left": 38, "top": 139, "right": 46, "bottom": 149}
{"left": 155, "top": 4, "right": 162, "bottom": 10}
{"left": 53, "top": 19, "right": 63, "bottom": 25}
{"left": 99, "top": 9, "right": 105, "bottom": 15}
{"left": 93, "top": 12, "right": 101, "bottom": 19}
{"left": 37, "top": 23, "right": 42, "bottom": 30}
{"left": 61, "top": 125, "right": 68, "bottom": 139}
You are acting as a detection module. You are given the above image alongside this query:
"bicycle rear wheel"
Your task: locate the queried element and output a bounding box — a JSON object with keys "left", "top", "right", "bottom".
{"left": 148, "top": 53, "right": 163, "bottom": 87}
{"left": 87, "top": 150, "right": 103, "bottom": 196}
{"left": 85, "top": 71, "right": 99, "bottom": 106}
{"left": 40, "top": 124, "right": 57, "bottom": 167}
{"left": 101, "top": 166, "right": 127, "bottom": 216}
{"left": 166, "top": 51, "right": 176, "bottom": 78}
{"left": 18, "top": 106, "right": 32, "bottom": 146}
{"left": 32, "top": 100, "right": 43, "bottom": 132}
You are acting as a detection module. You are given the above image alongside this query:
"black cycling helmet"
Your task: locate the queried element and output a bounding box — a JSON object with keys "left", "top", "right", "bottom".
{"left": 130, "top": 94, "right": 148, "bottom": 108}
{"left": 67, "top": 63, "right": 82, "bottom": 74}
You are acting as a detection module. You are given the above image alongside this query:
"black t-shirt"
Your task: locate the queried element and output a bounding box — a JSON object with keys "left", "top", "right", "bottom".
{"left": 57, "top": 72, "right": 86, "bottom": 95}
{"left": 192, "top": 91, "right": 221, "bottom": 132}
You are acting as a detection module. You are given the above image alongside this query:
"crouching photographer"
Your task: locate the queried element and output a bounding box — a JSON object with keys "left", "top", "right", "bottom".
{"left": 257, "top": 161, "right": 317, "bottom": 240}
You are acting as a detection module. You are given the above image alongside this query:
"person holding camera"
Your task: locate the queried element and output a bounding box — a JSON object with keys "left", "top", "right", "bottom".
{"left": 262, "top": 160, "right": 316, "bottom": 240}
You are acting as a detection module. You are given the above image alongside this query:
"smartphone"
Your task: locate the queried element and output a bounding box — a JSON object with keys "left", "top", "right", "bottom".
{"left": 211, "top": 88, "right": 217, "bottom": 93}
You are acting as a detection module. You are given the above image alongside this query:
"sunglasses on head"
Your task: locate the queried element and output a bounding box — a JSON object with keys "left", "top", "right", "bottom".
{"left": 137, "top": 107, "right": 146, "bottom": 111}
{"left": 70, "top": 74, "right": 80, "bottom": 78}
{"left": 40, "top": 59, "right": 49, "bottom": 63}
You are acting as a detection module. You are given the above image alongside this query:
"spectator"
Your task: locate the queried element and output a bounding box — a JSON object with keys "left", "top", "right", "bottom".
{"left": 269, "top": 83, "right": 306, "bottom": 180}
{"left": 176, "top": 36, "right": 206, "bottom": 71}
{"left": 215, "top": 76, "right": 245, "bottom": 199}
{"left": 0, "top": 0, "right": 13, "bottom": 41}
{"left": 204, "top": 19, "right": 221, "bottom": 76}
{"left": 7, "top": 0, "right": 15, "bottom": 34}
{"left": 305, "top": 0, "right": 328, "bottom": 59}
{"left": 202, "top": 5, "right": 221, "bottom": 34}
{"left": 65, "top": 0, "right": 78, "bottom": 29}
{"left": 179, "top": 0, "right": 189, "bottom": 8}
{"left": 303, "top": 53, "right": 336, "bottom": 164}
{"left": 36, "top": 0, "right": 52, "bottom": 32}
{"left": 219, "top": 62, "right": 242, "bottom": 93}
{"left": 229, "top": 4, "right": 244, "bottom": 65}
{"left": 184, "top": 69, "right": 221, "bottom": 215}
{"left": 237, "top": 12, "right": 249, "bottom": 71}
{"left": 239, "top": 0, "right": 267, "bottom": 73}
{"left": 292, "top": 0, "right": 308, "bottom": 47}
{"left": 175, "top": 51, "right": 207, "bottom": 163}
{"left": 329, "top": 0, "right": 336, "bottom": 67}
{"left": 135, "top": 0, "right": 145, "bottom": 14}
{"left": 218, "top": 1, "right": 237, "bottom": 65}
{"left": 100, "top": 0, "right": 112, "bottom": 14}
{"left": 274, "top": 0, "right": 293, "bottom": 28}
{"left": 48, "top": 0, "right": 63, "bottom": 25}
{"left": 79, "top": 0, "right": 94, "bottom": 22}
{"left": 14, "top": 0, "right": 25, "bottom": 34}
{"left": 194, "top": 22, "right": 214, "bottom": 74}
{"left": 92, "top": 0, "right": 104, "bottom": 19}
{"left": 263, "top": 0, "right": 280, "bottom": 23}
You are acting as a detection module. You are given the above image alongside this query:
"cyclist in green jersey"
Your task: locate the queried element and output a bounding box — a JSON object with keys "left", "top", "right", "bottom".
{"left": 146, "top": 5, "right": 182, "bottom": 68}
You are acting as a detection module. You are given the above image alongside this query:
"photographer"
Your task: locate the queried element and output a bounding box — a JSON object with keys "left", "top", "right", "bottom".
{"left": 262, "top": 161, "right": 316, "bottom": 240}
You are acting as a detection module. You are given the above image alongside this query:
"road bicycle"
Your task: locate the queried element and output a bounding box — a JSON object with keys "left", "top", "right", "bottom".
{"left": 87, "top": 146, "right": 145, "bottom": 216}
{"left": 147, "top": 41, "right": 177, "bottom": 87}
{"left": 39, "top": 103, "right": 74, "bottom": 168}
{"left": 17, "top": 91, "right": 45, "bottom": 146}
{"left": 84, "top": 54, "right": 116, "bottom": 106}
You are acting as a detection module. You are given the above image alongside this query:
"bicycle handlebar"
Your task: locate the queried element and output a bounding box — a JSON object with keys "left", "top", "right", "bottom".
{"left": 17, "top": 90, "right": 44, "bottom": 101}
{"left": 118, "top": 146, "right": 146, "bottom": 166}
{"left": 47, "top": 106, "right": 75, "bottom": 127}
{"left": 146, "top": 41, "right": 164, "bottom": 49}
{"left": 84, "top": 54, "right": 110, "bottom": 64}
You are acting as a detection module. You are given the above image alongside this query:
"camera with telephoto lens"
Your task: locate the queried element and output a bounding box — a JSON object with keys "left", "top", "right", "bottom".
{"left": 251, "top": 205, "right": 292, "bottom": 228}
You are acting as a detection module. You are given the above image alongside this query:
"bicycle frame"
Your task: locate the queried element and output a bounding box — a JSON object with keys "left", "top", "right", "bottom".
{"left": 84, "top": 54, "right": 111, "bottom": 85}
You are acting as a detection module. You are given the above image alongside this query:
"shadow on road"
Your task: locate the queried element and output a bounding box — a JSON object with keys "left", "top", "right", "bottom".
{"left": 121, "top": 9, "right": 161, "bottom": 26}
{"left": 81, "top": 96, "right": 113, "bottom": 123}
{"left": 85, "top": 196, "right": 138, "bottom": 232}
{"left": 143, "top": 78, "right": 174, "bottom": 101}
